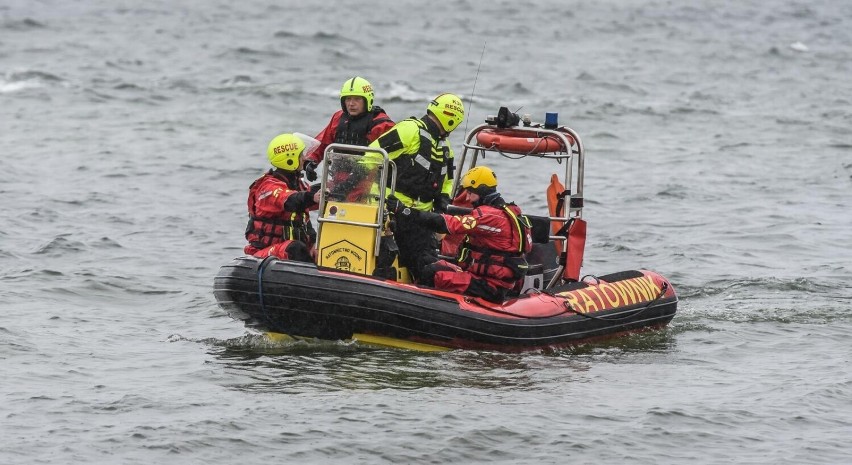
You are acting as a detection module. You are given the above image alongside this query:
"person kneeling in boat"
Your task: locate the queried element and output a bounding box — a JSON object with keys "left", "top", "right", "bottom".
{"left": 385, "top": 166, "right": 534, "bottom": 303}
{"left": 244, "top": 133, "right": 323, "bottom": 262}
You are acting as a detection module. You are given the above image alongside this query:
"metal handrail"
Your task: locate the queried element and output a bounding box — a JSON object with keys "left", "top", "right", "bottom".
{"left": 454, "top": 121, "right": 586, "bottom": 290}
{"left": 315, "top": 143, "right": 394, "bottom": 258}
{"left": 454, "top": 123, "right": 584, "bottom": 214}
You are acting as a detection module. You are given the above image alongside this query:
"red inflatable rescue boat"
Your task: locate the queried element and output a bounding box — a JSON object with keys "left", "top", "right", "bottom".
{"left": 214, "top": 109, "right": 677, "bottom": 352}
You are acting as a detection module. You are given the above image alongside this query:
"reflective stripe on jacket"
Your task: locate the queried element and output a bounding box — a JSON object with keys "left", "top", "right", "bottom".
{"left": 368, "top": 117, "right": 454, "bottom": 210}
{"left": 445, "top": 203, "right": 532, "bottom": 285}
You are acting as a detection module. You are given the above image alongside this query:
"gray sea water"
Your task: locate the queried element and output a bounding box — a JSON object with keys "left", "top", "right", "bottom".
{"left": 2, "top": 0, "right": 851, "bottom": 463}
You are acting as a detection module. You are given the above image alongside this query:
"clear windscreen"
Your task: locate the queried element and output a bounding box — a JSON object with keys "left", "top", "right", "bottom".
{"left": 324, "top": 151, "right": 383, "bottom": 205}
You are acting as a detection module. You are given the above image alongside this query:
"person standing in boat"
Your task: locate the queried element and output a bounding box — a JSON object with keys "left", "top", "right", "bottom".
{"left": 385, "top": 166, "right": 533, "bottom": 303}
{"left": 244, "top": 133, "right": 322, "bottom": 262}
{"left": 302, "top": 76, "right": 395, "bottom": 182}
{"left": 366, "top": 93, "right": 465, "bottom": 282}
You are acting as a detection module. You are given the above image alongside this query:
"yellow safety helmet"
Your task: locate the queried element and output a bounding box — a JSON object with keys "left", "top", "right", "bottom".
{"left": 428, "top": 93, "right": 465, "bottom": 133}
{"left": 267, "top": 133, "right": 305, "bottom": 171}
{"left": 460, "top": 166, "right": 497, "bottom": 191}
{"left": 340, "top": 76, "right": 374, "bottom": 112}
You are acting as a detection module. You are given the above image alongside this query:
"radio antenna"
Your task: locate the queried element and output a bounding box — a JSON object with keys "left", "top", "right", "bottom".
{"left": 463, "top": 42, "right": 486, "bottom": 136}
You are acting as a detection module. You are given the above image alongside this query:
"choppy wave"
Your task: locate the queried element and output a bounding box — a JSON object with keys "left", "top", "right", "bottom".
{"left": 2, "top": 18, "right": 46, "bottom": 30}
{"left": 34, "top": 235, "right": 88, "bottom": 255}
{"left": 0, "top": 326, "right": 37, "bottom": 355}
{"left": 682, "top": 276, "right": 845, "bottom": 297}
{"left": 0, "top": 69, "right": 63, "bottom": 92}
{"left": 221, "top": 46, "right": 290, "bottom": 62}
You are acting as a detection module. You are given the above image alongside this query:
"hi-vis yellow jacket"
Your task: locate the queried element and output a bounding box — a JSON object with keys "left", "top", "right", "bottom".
{"left": 367, "top": 117, "right": 454, "bottom": 211}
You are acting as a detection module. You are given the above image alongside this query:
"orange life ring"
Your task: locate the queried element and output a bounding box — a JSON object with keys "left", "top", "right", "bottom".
{"left": 475, "top": 128, "right": 573, "bottom": 154}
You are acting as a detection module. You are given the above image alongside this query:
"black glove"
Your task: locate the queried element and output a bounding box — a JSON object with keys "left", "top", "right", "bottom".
{"left": 385, "top": 195, "right": 404, "bottom": 215}
{"left": 386, "top": 195, "right": 418, "bottom": 220}
{"left": 309, "top": 183, "right": 322, "bottom": 195}
{"left": 434, "top": 193, "right": 451, "bottom": 213}
{"left": 304, "top": 161, "right": 318, "bottom": 182}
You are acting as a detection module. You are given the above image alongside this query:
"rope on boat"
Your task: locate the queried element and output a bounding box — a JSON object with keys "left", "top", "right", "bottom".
{"left": 484, "top": 139, "right": 578, "bottom": 159}
{"left": 490, "top": 144, "right": 545, "bottom": 160}
{"left": 561, "top": 281, "right": 670, "bottom": 321}
{"left": 581, "top": 274, "right": 600, "bottom": 284}
{"left": 256, "top": 255, "right": 277, "bottom": 325}
{"left": 466, "top": 294, "right": 575, "bottom": 319}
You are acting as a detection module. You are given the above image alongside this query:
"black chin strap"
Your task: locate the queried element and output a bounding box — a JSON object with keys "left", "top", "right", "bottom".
{"left": 474, "top": 192, "right": 503, "bottom": 207}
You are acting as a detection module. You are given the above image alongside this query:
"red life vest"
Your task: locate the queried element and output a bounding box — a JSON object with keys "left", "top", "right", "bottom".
{"left": 245, "top": 170, "right": 315, "bottom": 252}
{"left": 450, "top": 203, "right": 533, "bottom": 286}
{"left": 334, "top": 106, "right": 393, "bottom": 147}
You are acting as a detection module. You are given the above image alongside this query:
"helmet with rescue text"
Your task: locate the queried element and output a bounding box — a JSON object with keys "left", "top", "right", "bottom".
{"left": 427, "top": 93, "right": 465, "bottom": 134}
{"left": 267, "top": 133, "right": 305, "bottom": 171}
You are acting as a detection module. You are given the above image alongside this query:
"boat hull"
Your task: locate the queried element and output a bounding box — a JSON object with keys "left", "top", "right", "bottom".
{"left": 214, "top": 256, "right": 678, "bottom": 352}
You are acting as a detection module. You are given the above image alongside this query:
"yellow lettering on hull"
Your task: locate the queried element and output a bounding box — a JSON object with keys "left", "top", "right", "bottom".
{"left": 599, "top": 283, "right": 621, "bottom": 307}
{"left": 556, "top": 275, "right": 661, "bottom": 313}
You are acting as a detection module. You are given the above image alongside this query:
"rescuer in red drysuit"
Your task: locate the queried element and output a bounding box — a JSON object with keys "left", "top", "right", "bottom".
{"left": 302, "top": 76, "right": 394, "bottom": 182}
{"left": 386, "top": 166, "right": 533, "bottom": 303}
{"left": 245, "top": 133, "right": 322, "bottom": 262}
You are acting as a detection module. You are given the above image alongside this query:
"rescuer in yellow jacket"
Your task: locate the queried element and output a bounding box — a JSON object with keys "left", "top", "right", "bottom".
{"left": 366, "top": 93, "right": 465, "bottom": 282}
